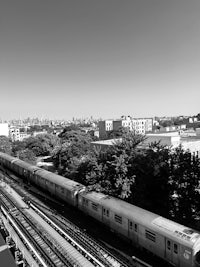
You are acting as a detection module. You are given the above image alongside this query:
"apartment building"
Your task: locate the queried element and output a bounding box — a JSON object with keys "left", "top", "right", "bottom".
{"left": 99, "top": 119, "right": 113, "bottom": 139}
{"left": 99, "top": 116, "right": 153, "bottom": 139}
{"left": 9, "top": 127, "right": 31, "bottom": 141}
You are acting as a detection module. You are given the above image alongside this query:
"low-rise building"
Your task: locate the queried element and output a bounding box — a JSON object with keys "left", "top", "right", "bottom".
{"left": 9, "top": 127, "right": 31, "bottom": 141}
{"left": 32, "top": 130, "right": 48, "bottom": 137}
{"left": 91, "top": 132, "right": 200, "bottom": 157}
{"left": 9, "top": 127, "right": 20, "bottom": 141}
{"left": 99, "top": 120, "right": 113, "bottom": 139}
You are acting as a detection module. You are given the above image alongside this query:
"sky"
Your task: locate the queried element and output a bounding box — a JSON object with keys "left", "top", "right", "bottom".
{"left": 0, "top": 0, "right": 200, "bottom": 120}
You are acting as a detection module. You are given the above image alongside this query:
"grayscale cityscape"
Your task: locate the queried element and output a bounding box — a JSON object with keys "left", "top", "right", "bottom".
{"left": 0, "top": 1, "right": 200, "bottom": 267}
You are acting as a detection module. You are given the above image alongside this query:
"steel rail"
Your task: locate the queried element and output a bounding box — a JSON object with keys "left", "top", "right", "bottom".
{"left": 0, "top": 189, "right": 74, "bottom": 267}
{"left": 1, "top": 205, "right": 49, "bottom": 267}
{"left": 30, "top": 202, "right": 107, "bottom": 267}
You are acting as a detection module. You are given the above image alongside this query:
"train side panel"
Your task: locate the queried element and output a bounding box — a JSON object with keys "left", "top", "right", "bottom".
{"left": 0, "top": 153, "right": 18, "bottom": 170}
{"left": 34, "top": 169, "right": 84, "bottom": 207}
{"left": 55, "top": 184, "right": 71, "bottom": 203}
{"left": 78, "top": 192, "right": 103, "bottom": 222}
{"left": 137, "top": 225, "right": 165, "bottom": 259}
{"left": 107, "top": 208, "right": 129, "bottom": 239}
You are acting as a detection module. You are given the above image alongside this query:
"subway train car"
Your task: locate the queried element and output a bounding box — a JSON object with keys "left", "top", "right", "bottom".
{"left": 1, "top": 152, "right": 200, "bottom": 267}
{"left": 12, "top": 159, "right": 41, "bottom": 182}
{"left": 78, "top": 191, "right": 200, "bottom": 267}
{"left": 0, "top": 152, "right": 18, "bottom": 170}
{"left": 30, "top": 168, "right": 85, "bottom": 206}
{"left": 0, "top": 152, "right": 85, "bottom": 207}
{"left": 0, "top": 152, "right": 41, "bottom": 183}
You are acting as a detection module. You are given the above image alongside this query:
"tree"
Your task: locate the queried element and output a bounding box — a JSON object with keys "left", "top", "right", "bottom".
{"left": 58, "top": 125, "right": 81, "bottom": 139}
{"left": 106, "top": 127, "right": 126, "bottom": 139}
{"left": 17, "top": 149, "right": 36, "bottom": 164}
{"left": 52, "top": 130, "right": 92, "bottom": 177}
{"left": 0, "top": 136, "right": 12, "bottom": 155}
{"left": 24, "top": 134, "right": 60, "bottom": 157}
{"left": 169, "top": 146, "right": 200, "bottom": 225}
{"left": 12, "top": 140, "right": 26, "bottom": 156}
{"left": 76, "top": 131, "right": 144, "bottom": 199}
{"left": 132, "top": 143, "right": 171, "bottom": 216}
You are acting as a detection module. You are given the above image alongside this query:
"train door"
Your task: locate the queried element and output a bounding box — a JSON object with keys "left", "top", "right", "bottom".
{"left": 128, "top": 220, "right": 138, "bottom": 245}
{"left": 165, "top": 238, "right": 173, "bottom": 263}
{"left": 165, "top": 238, "right": 179, "bottom": 266}
{"left": 172, "top": 242, "right": 179, "bottom": 266}
{"left": 102, "top": 207, "right": 110, "bottom": 227}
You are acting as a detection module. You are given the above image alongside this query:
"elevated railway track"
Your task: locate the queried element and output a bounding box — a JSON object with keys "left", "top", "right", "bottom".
{"left": 0, "top": 187, "right": 82, "bottom": 267}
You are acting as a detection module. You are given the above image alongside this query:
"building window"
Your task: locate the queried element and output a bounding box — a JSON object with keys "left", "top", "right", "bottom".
{"left": 135, "top": 224, "right": 138, "bottom": 232}
{"left": 115, "top": 214, "right": 122, "bottom": 224}
{"left": 145, "top": 230, "right": 156, "bottom": 242}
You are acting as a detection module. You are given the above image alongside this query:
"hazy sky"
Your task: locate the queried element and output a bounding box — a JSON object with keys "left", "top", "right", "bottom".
{"left": 1, "top": 0, "right": 200, "bottom": 120}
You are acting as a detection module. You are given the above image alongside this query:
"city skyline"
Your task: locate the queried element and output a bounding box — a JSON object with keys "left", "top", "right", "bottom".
{"left": 1, "top": 1, "right": 200, "bottom": 120}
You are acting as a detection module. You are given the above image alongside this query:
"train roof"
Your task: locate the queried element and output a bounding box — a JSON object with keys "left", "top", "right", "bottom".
{"left": 81, "top": 191, "right": 107, "bottom": 201}
{"left": 152, "top": 217, "right": 200, "bottom": 245}
{"left": 0, "top": 153, "right": 40, "bottom": 172}
{"left": 83, "top": 191, "right": 200, "bottom": 247}
{"left": 13, "top": 159, "right": 41, "bottom": 172}
{"left": 0, "top": 152, "right": 16, "bottom": 162}
{"left": 35, "top": 169, "right": 85, "bottom": 191}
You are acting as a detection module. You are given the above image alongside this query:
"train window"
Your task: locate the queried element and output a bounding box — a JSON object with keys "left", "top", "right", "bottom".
{"left": 61, "top": 188, "right": 64, "bottom": 193}
{"left": 145, "top": 230, "right": 156, "bottom": 242}
{"left": 135, "top": 224, "right": 138, "bottom": 232}
{"left": 92, "top": 203, "right": 98, "bottom": 211}
{"left": 174, "top": 244, "right": 178, "bottom": 254}
{"left": 103, "top": 208, "right": 109, "bottom": 217}
{"left": 129, "top": 221, "right": 137, "bottom": 231}
{"left": 115, "top": 214, "right": 122, "bottom": 224}
{"left": 167, "top": 240, "right": 171, "bottom": 250}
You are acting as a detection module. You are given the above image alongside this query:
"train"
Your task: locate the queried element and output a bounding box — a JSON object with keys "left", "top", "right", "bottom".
{"left": 0, "top": 151, "right": 200, "bottom": 267}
